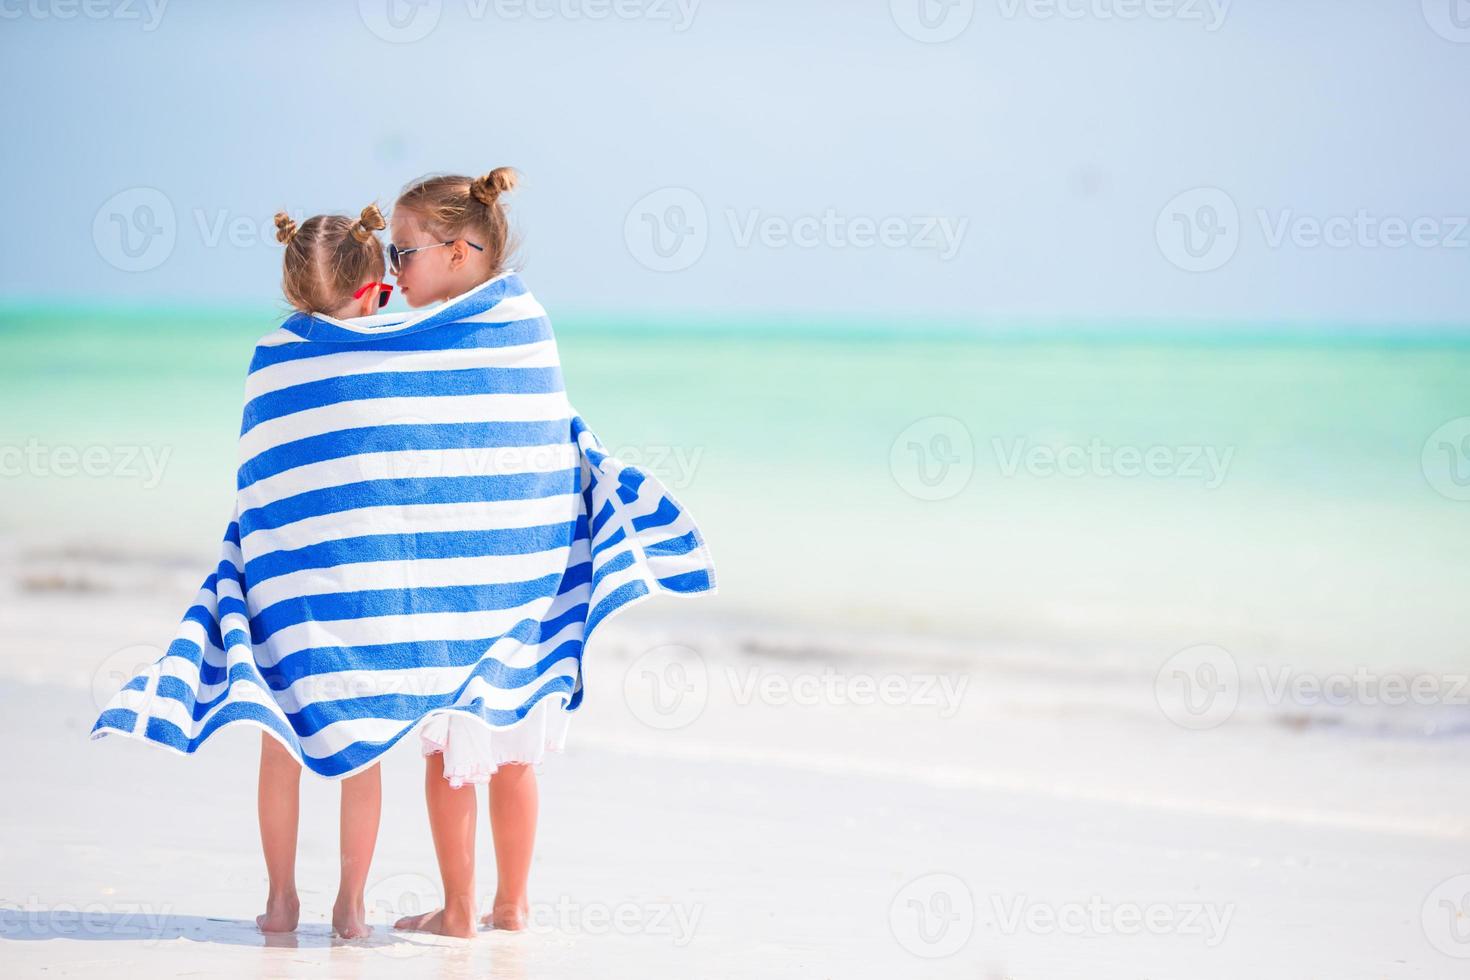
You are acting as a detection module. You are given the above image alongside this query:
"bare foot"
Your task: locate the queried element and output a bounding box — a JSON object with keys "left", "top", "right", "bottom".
{"left": 482, "top": 897, "right": 530, "bottom": 931}
{"left": 393, "top": 904, "right": 475, "bottom": 939}
{"left": 256, "top": 891, "right": 300, "bottom": 934}
{"left": 332, "top": 895, "right": 373, "bottom": 940}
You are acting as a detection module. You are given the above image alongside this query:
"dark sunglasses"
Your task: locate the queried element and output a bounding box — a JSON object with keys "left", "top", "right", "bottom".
{"left": 388, "top": 239, "right": 484, "bottom": 276}
{"left": 353, "top": 281, "right": 395, "bottom": 309}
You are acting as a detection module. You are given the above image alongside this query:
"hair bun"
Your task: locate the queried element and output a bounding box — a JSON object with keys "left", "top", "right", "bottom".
{"left": 469, "top": 166, "right": 518, "bottom": 206}
{"left": 273, "top": 211, "right": 298, "bottom": 245}
{"left": 351, "top": 203, "right": 386, "bottom": 243}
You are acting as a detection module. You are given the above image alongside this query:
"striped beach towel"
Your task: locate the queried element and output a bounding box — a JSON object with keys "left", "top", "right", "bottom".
{"left": 90, "top": 272, "right": 716, "bottom": 778}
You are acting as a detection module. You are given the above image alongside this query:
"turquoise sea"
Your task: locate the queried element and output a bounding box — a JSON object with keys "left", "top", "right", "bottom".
{"left": 2, "top": 307, "right": 1468, "bottom": 678}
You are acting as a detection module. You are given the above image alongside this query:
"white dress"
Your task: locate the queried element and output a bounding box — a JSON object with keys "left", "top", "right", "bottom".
{"left": 418, "top": 696, "right": 573, "bottom": 788}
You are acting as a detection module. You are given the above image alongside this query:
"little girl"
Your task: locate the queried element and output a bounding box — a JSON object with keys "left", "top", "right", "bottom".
{"left": 388, "top": 167, "right": 562, "bottom": 938}
{"left": 256, "top": 204, "right": 392, "bottom": 939}
{"left": 92, "top": 174, "right": 715, "bottom": 942}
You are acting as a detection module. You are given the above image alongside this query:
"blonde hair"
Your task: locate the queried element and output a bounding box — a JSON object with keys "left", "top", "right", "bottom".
{"left": 394, "top": 167, "right": 519, "bottom": 277}
{"left": 273, "top": 204, "right": 387, "bottom": 314}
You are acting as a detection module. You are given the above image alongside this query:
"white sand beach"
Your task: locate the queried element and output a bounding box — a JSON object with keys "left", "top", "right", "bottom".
{"left": 2, "top": 549, "right": 1468, "bottom": 979}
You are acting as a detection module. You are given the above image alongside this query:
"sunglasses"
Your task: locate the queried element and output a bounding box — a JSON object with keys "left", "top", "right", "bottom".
{"left": 353, "top": 281, "right": 395, "bottom": 309}
{"left": 388, "top": 239, "right": 484, "bottom": 276}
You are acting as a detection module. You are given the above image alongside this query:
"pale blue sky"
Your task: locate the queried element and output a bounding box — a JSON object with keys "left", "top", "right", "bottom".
{"left": 2, "top": 0, "right": 1467, "bottom": 325}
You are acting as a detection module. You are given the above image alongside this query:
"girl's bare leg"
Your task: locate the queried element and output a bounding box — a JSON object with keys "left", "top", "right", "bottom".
{"left": 483, "top": 762, "right": 538, "bottom": 930}
{"left": 256, "top": 733, "right": 302, "bottom": 933}
{"left": 393, "top": 753, "right": 478, "bottom": 938}
{"left": 332, "top": 763, "right": 382, "bottom": 939}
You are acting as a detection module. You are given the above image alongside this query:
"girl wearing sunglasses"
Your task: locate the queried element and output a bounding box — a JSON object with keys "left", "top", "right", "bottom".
{"left": 386, "top": 169, "right": 509, "bottom": 308}
{"left": 274, "top": 204, "right": 393, "bottom": 319}
{"left": 385, "top": 166, "right": 556, "bottom": 939}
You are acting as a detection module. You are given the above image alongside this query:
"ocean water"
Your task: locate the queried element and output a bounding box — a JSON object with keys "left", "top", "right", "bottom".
{"left": 2, "top": 307, "right": 1468, "bottom": 690}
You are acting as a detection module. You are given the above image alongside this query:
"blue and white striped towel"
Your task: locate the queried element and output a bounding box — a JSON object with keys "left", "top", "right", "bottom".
{"left": 90, "top": 272, "right": 716, "bottom": 778}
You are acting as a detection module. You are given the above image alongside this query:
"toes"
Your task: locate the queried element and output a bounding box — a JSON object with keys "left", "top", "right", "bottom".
{"left": 393, "top": 911, "right": 435, "bottom": 932}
